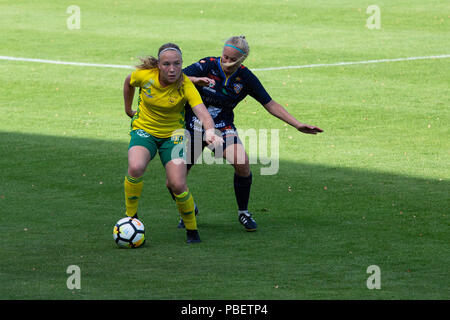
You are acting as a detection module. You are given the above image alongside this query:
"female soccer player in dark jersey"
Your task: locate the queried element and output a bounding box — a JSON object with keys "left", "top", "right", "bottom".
{"left": 175, "top": 36, "right": 323, "bottom": 231}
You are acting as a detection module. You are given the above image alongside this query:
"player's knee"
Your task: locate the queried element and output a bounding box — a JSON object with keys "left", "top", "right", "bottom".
{"left": 167, "top": 180, "right": 186, "bottom": 195}
{"left": 234, "top": 163, "right": 251, "bottom": 177}
{"left": 128, "top": 164, "right": 146, "bottom": 178}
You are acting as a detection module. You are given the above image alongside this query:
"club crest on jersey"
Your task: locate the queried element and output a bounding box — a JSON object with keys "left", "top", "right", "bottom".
{"left": 233, "top": 83, "right": 243, "bottom": 94}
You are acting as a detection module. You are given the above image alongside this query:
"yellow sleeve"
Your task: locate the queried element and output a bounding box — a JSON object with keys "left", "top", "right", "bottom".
{"left": 183, "top": 75, "right": 204, "bottom": 108}
{"left": 130, "top": 69, "right": 145, "bottom": 87}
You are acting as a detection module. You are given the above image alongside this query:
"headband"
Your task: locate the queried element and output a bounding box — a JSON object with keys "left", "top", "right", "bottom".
{"left": 158, "top": 47, "right": 182, "bottom": 58}
{"left": 224, "top": 44, "right": 246, "bottom": 55}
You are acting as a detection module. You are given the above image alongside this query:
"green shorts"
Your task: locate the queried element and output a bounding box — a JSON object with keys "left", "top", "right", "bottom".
{"left": 128, "top": 129, "right": 186, "bottom": 167}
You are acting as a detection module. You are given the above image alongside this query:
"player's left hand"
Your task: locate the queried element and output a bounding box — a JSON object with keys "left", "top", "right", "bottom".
{"left": 296, "top": 123, "right": 324, "bottom": 134}
{"left": 193, "top": 77, "right": 216, "bottom": 87}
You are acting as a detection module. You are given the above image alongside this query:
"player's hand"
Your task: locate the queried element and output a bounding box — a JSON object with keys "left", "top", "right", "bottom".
{"left": 193, "top": 77, "right": 216, "bottom": 87}
{"left": 296, "top": 123, "right": 323, "bottom": 134}
{"left": 205, "top": 129, "right": 224, "bottom": 147}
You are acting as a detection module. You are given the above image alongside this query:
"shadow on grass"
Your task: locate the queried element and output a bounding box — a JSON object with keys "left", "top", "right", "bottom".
{"left": 0, "top": 131, "right": 448, "bottom": 299}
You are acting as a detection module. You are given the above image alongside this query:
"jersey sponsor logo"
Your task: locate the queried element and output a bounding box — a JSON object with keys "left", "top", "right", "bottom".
{"left": 171, "top": 129, "right": 185, "bottom": 144}
{"left": 190, "top": 117, "right": 203, "bottom": 131}
{"left": 202, "top": 95, "right": 235, "bottom": 109}
{"left": 203, "top": 86, "right": 216, "bottom": 93}
{"left": 136, "top": 129, "right": 150, "bottom": 138}
{"left": 215, "top": 121, "right": 226, "bottom": 128}
{"left": 168, "top": 94, "right": 176, "bottom": 104}
{"left": 220, "top": 125, "right": 237, "bottom": 137}
{"left": 207, "top": 106, "right": 222, "bottom": 119}
{"left": 171, "top": 134, "right": 184, "bottom": 144}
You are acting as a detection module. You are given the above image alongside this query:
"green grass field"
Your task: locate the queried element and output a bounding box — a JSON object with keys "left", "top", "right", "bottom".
{"left": 0, "top": 0, "right": 449, "bottom": 300}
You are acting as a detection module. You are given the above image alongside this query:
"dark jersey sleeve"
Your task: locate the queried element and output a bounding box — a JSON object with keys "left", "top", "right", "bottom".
{"left": 245, "top": 70, "right": 272, "bottom": 105}
{"left": 183, "top": 58, "right": 210, "bottom": 77}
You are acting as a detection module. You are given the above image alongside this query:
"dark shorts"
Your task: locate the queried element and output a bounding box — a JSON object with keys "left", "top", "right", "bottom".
{"left": 185, "top": 124, "right": 242, "bottom": 168}
{"left": 128, "top": 129, "right": 186, "bottom": 167}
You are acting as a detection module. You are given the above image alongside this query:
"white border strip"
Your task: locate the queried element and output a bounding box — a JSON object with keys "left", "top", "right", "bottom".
{"left": 0, "top": 54, "right": 449, "bottom": 71}
{"left": 0, "top": 55, "right": 132, "bottom": 69}
{"left": 252, "top": 54, "right": 450, "bottom": 71}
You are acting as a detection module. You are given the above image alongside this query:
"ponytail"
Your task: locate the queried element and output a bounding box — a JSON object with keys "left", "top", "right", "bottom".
{"left": 136, "top": 56, "right": 158, "bottom": 70}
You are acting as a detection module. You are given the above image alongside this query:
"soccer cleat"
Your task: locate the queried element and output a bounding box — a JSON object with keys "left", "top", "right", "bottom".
{"left": 186, "top": 229, "right": 201, "bottom": 243}
{"left": 238, "top": 211, "right": 257, "bottom": 231}
{"left": 177, "top": 204, "right": 199, "bottom": 229}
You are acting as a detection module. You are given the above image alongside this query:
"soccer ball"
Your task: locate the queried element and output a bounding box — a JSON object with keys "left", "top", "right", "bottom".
{"left": 113, "top": 217, "right": 145, "bottom": 248}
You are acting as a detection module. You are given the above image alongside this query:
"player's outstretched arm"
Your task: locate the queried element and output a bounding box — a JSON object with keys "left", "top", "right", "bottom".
{"left": 124, "top": 74, "right": 136, "bottom": 118}
{"left": 263, "top": 99, "right": 323, "bottom": 135}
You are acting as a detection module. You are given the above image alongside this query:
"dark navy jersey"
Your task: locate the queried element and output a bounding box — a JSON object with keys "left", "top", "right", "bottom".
{"left": 183, "top": 56, "right": 272, "bottom": 132}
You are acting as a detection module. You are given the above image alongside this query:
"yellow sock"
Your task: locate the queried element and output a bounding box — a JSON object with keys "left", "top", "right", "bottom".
{"left": 124, "top": 175, "right": 143, "bottom": 217}
{"left": 174, "top": 189, "right": 197, "bottom": 230}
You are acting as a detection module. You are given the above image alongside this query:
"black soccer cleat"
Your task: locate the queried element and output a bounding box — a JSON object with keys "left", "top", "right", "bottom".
{"left": 177, "top": 204, "right": 199, "bottom": 229}
{"left": 186, "top": 229, "right": 201, "bottom": 244}
{"left": 238, "top": 211, "right": 257, "bottom": 232}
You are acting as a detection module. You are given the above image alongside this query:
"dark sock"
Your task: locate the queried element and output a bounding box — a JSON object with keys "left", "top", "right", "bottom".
{"left": 233, "top": 172, "right": 252, "bottom": 211}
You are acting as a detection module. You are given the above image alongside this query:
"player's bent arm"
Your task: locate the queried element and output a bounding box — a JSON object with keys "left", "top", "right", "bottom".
{"left": 124, "top": 74, "right": 136, "bottom": 118}
{"left": 263, "top": 99, "right": 324, "bottom": 135}
{"left": 191, "top": 103, "right": 224, "bottom": 145}
{"left": 188, "top": 76, "right": 215, "bottom": 87}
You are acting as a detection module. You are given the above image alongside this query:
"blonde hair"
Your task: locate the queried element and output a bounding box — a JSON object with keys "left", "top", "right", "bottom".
{"left": 136, "top": 43, "right": 184, "bottom": 88}
{"left": 136, "top": 56, "right": 158, "bottom": 70}
{"left": 225, "top": 35, "right": 250, "bottom": 57}
{"left": 222, "top": 35, "right": 249, "bottom": 68}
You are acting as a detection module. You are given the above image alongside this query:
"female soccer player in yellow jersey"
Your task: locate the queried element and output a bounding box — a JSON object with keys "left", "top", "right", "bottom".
{"left": 123, "top": 43, "right": 223, "bottom": 243}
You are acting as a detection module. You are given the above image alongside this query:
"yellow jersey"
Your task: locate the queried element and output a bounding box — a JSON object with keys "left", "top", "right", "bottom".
{"left": 129, "top": 68, "right": 203, "bottom": 138}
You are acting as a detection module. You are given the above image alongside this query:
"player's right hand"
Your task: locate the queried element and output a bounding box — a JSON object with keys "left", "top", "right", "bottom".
{"left": 296, "top": 123, "right": 323, "bottom": 134}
